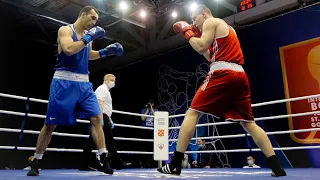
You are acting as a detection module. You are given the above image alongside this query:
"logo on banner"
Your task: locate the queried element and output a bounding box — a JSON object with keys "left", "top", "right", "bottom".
{"left": 158, "top": 129, "right": 164, "bottom": 137}
{"left": 158, "top": 118, "right": 165, "bottom": 125}
{"left": 158, "top": 143, "right": 164, "bottom": 150}
{"left": 280, "top": 37, "right": 320, "bottom": 144}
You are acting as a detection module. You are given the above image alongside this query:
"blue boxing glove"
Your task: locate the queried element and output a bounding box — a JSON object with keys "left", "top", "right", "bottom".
{"left": 99, "top": 42, "right": 124, "bottom": 57}
{"left": 81, "top": 26, "right": 105, "bottom": 45}
{"left": 109, "top": 117, "right": 114, "bottom": 129}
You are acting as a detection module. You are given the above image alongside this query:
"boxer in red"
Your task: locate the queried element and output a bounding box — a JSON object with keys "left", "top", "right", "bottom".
{"left": 157, "top": 4, "right": 286, "bottom": 177}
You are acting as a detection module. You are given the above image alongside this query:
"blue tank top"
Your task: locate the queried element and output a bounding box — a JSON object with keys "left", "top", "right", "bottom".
{"left": 55, "top": 24, "right": 90, "bottom": 74}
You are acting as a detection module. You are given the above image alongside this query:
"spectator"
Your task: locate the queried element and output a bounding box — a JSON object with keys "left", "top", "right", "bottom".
{"left": 140, "top": 99, "right": 158, "bottom": 168}
{"left": 181, "top": 154, "right": 191, "bottom": 168}
{"left": 192, "top": 138, "right": 222, "bottom": 168}
{"left": 141, "top": 99, "right": 158, "bottom": 127}
{"left": 243, "top": 155, "right": 261, "bottom": 168}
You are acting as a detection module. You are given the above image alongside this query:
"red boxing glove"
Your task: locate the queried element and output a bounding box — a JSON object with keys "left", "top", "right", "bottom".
{"left": 173, "top": 21, "right": 196, "bottom": 40}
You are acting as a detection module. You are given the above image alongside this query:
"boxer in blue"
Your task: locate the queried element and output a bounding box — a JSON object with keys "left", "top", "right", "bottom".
{"left": 27, "top": 6, "right": 123, "bottom": 176}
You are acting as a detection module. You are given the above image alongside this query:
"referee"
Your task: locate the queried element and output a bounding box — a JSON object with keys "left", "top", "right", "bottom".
{"left": 80, "top": 74, "right": 131, "bottom": 171}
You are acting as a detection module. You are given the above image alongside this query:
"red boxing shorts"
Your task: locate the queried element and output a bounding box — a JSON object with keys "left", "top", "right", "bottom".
{"left": 190, "top": 62, "right": 254, "bottom": 122}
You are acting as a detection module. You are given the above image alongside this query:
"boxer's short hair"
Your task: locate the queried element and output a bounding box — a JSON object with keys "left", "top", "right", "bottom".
{"left": 191, "top": 5, "right": 212, "bottom": 17}
{"left": 79, "top": 6, "right": 99, "bottom": 17}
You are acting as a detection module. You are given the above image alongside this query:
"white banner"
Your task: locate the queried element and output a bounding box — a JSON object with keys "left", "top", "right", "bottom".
{"left": 153, "top": 111, "right": 169, "bottom": 160}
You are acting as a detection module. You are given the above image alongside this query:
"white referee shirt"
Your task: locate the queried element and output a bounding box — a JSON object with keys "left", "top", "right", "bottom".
{"left": 95, "top": 83, "right": 112, "bottom": 117}
{"left": 243, "top": 164, "right": 261, "bottom": 168}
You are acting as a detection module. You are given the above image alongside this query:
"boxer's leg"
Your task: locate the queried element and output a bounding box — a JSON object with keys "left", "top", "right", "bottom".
{"left": 241, "top": 123, "right": 285, "bottom": 176}
{"left": 76, "top": 82, "right": 106, "bottom": 152}
{"left": 158, "top": 72, "right": 230, "bottom": 175}
{"left": 80, "top": 132, "right": 95, "bottom": 170}
{"left": 241, "top": 122, "right": 275, "bottom": 157}
{"left": 34, "top": 124, "right": 56, "bottom": 155}
{"left": 228, "top": 72, "right": 286, "bottom": 177}
{"left": 90, "top": 115, "right": 106, "bottom": 153}
{"left": 27, "top": 78, "right": 77, "bottom": 176}
{"left": 175, "top": 109, "right": 202, "bottom": 153}
{"left": 77, "top": 82, "right": 113, "bottom": 174}
{"left": 27, "top": 124, "right": 56, "bottom": 176}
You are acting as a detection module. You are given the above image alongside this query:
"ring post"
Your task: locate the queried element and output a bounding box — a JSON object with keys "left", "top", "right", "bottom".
{"left": 154, "top": 111, "right": 169, "bottom": 168}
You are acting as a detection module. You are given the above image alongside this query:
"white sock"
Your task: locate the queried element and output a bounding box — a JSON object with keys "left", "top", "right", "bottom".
{"left": 34, "top": 153, "right": 43, "bottom": 160}
{"left": 98, "top": 148, "right": 107, "bottom": 156}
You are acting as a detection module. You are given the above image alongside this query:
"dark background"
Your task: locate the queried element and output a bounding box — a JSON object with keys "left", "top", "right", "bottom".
{"left": 0, "top": 1, "right": 320, "bottom": 169}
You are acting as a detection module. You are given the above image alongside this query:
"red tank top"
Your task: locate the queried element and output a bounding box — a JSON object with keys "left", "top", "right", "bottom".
{"left": 209, "top": 26, "right": 244, "bottom": 65}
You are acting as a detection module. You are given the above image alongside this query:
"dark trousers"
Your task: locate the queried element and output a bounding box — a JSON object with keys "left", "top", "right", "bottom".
{"left": 82, "top": 114, "right": 121, "bottom": 168}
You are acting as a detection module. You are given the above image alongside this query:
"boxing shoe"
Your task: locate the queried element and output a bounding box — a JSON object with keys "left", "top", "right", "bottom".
{"left": 114, "top": 160, "right": 131, "bottom": 170}
{"left": 78, "top": 165, "right": 97, "bottom": 171}
{"left": 266, "top": 155, "right": 287, "bottom": 177}
{"left": 157, "top": 162, "right": 181, "bottom": 175}
{"left": 98, "top": 153, "right": 114, "bottom": 174}
{"left": 26, "top": 159, "right": 40, "bottom": 176}
{"left": 157, "top": 150, "right": 183, "bottom": 175}
{"left": 109, "top": 152, "right": 131, "bottom": 170}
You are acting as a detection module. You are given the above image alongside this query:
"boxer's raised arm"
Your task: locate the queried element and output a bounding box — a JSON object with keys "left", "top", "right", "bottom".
{"left": 58, "top": 26, "right": 86, "bottom": 56}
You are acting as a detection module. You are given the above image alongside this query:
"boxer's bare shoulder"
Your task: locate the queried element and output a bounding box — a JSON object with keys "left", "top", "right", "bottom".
{"left": 57, "top": 26, "right": 72, "bottom": 41}
{"left": 203, "top": 18, "right": 228, "bottom": 38}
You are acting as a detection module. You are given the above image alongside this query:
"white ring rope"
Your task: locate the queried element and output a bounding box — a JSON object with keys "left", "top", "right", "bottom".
{"left": 0, "top": 128, "right": 154, "bottom": 142}
{"left": 0, "top": 110, "right": 90, "bottom": 124}
{"left": 168, "top": 93, "right": 320, "bottom": 118}
{"left": 251, "top": 93, "right": 320, "bottom": 107}
{"left": 0, "top": 109, "right": 154, "bottom": 130}
{"left": 167, "top": 145, "right": 320, "bottom": 154}
{"left": 1, "top": 108, "right": 318, "bottom": 130}
{"left": 168, "top": 110, "right": 320, "bottom": 130}
{"left": 2, "top": 126, "right": 318, "bottom": 143}
{"left": 0, "top": 93, "right": 48, "bottom": 103}
{"left": 113, "top": 123, "right": 154, "bottom": 130}
{"left": 169, "top": 127, "right": 320, "bottom": 142}
{"left": 0, "top": 128, "right": 89, "bottom": 138}
{"left": 2, "top": 93, "right": 318, "bottom": 108}
{"left": 0, "top": 93, "right": 153, "bottom": 118}
{"left": 0, "top": 146, "right": 153, "bottom": 154}
{"left": 1, "top": 92, "right": 318, "bottom": 119}
{"left": 1, "top": 92, "right": 320, "bottom": 156}
{"left": 112, "top": 109, "right": 154, "bottom": 118}
{"left": 0, "top": 92, "right": 318, "bottom": 129}
{"left": 0, "top": 145, "right": 319, "bottom": 154}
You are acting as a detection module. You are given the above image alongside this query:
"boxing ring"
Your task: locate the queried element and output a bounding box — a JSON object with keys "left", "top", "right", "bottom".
{"left": 0, "top": 92, "right": 320, "bottom": 179}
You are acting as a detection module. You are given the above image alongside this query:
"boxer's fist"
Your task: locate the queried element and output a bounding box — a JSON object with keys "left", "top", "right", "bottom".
{"left": 81, "top": 26, "right": 105, "bottom": 45}
{"left": 113, "top": 42, "right": 124, "bottom": 56}
{"left": 99, "top": 42, "right": 124, "bottom": 57}
{"left": 173, "top": 21, "right": 196, "bottom": 40}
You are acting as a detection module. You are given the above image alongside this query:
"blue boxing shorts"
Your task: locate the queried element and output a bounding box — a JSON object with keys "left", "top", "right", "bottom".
{"left": 45, "top": 71, "right": 100, "bottom": 126}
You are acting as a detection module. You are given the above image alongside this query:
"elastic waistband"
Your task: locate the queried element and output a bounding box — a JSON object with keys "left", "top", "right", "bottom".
{"left": 210, "top": 61, "right": 244, "bottom": 72}
{"left": 53, "top": 71, "right": 89, "bottom": 82}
